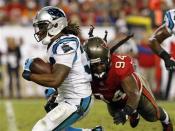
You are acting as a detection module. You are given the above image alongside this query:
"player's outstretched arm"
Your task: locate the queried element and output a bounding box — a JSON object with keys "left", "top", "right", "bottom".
{"left": 113, "top": 74, "right": 140, "bottom": 125}
{"left": 30, "top": 64, "right": 70, "bottom": 87}
{"left": 149, "top": 25, "right": 171, "bottom": 55}
{"left": 149, "top": 25, "right": 175, "bottom": 70}
{"left": 121, "top": 75, "right": 140, "bottom": 112}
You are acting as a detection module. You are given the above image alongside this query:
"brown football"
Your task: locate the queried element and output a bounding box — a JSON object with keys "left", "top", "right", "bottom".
{"left": 30, "top": 58, "right": 52, "bottom": 74}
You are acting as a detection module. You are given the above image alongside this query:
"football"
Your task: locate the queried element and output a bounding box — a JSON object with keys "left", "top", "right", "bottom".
{"left": 30, "top": 58, "right": 52, "bottom": 74}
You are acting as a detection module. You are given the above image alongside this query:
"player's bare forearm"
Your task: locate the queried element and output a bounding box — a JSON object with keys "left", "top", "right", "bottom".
{"left": 149, "top": 25, "right": 171, "bottom": 55}
{"left": 122, "top": 75, "right": 140, "bottom": 110}
{"left": 30, "top": 64, "right": 70, "bottom": 88}
{"left": 30, "top": 73, "right": 60, "bottom": 87}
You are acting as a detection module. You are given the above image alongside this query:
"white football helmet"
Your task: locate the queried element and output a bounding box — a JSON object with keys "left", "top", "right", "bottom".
{"left": 33, "top": 6, "right": 68, "bottom": 45}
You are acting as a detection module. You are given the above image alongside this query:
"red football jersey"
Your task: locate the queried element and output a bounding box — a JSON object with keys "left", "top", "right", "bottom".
{"left": 91, "top": 54, "right": 135, "bottom": 104}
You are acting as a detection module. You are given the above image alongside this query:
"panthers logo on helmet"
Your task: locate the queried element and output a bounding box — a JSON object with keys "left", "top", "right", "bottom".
{"left": 47, "top": 8, "right": 65, "bottom": 18}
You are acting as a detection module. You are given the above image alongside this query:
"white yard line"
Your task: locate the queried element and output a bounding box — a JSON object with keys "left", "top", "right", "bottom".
{"left": 5, "top": 101, "right": 18, "bottom": 131}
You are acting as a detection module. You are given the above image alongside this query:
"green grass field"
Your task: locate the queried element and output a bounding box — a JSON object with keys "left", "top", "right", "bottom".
{"left": 0, "top": 99, "right": 174, "bottom": 131}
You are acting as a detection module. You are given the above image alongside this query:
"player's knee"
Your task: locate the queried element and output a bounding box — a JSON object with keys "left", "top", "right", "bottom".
{"left": 32, "top": 119, "right": 48, "bottom": 131}
{"left": 47, "top": 101, "right": 78, "bottom": 123}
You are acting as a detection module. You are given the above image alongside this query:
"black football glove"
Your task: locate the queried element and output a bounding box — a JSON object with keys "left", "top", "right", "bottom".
{"left": 44, "top": 88, "right": 58, "bottom": 113}
{"left": 22, "top": 58, "right": 33, "bottom": 81}
{"left": 113, "top": 105, "right": 135, "bottom": 125}
{"left": 164, "top": 58, "right": 175, "bottom": 71}
{"left": 113, "top": 109, "right": 128, "bottom": 125}
{"left": 44, "top": 99, "right": 58, "bottom": 113}
{"left": 159, "top": 50, "right": 175, "bottom": 71}
{"left": 22, "top": 70, "right": 31, "bottom": 81}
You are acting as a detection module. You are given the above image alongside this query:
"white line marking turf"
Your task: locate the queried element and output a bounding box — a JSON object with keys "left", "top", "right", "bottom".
{"left": 5, "top": 101, "right": 18, "bottom": 131}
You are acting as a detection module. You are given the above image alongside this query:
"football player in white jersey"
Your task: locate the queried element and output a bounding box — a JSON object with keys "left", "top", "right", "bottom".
{"left": 149, "top": 9, "right": 175, "bottom": 70}
{"left": 149, "top": 9, "right": 175, "bottom": 100}
{"left": 22, "top": 6, "right": 102, "bottom": 131}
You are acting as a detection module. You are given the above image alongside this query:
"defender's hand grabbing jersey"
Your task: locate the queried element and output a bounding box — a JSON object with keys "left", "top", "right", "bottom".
{"left": 47, "top": 34, "right": 92, "bottom": 101}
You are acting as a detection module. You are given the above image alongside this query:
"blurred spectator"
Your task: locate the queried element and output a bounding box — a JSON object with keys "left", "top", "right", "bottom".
{"left": 108, "top": 7, "right": 119, "bottom": 25}
{"left": 110, "top": 12, "right": 138, "bottom": 58}
{"left": 0, "top": 0, "right": 7, "bottom": 25}
{"left": 6, "top": 36, "right": 22, "bottom": 98}
{"left": 166, "top": 40, "right": 175, "bottom": 100}
{"left": 121, "top": 0, "right": 133, "bottom": 15}
{"left": 6, "top": 0, "right": 24, "bottom": 25}
{"left": 69, "top": 13, "right": 82, "bottom": 25}
{"left": 0, "top": 0, "right": 173, "bottom": 26}
{"left": 137, "top": 32, "right": 157, "bottom": 92}
{"left": 110, "top": 29, "right": 138, "bottom": 58}
{"left": 96, "top": 9, "right": 111, "bottom": 26}
{"left": 149, "top": 0, "right": 168, "bottom": 27}
{"left": 21, "top": 0, "right": 39, "bottom": 26}
{"left": 109, "top": 16, "right": 139, "bottom": 72}
{"left": 79, "top": 0, "right": 96, "bottom": 26}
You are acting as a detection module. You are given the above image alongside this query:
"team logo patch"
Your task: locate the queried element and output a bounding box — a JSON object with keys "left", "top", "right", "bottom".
{"left": 47, "top": 8, "right": 65, "bottom": 18}
{"left": 61, "top": 44, "right": 73, "bottom": 53}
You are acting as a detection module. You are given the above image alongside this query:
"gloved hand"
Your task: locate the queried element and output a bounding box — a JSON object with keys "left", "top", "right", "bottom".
{"left": 164, "top": 58, "right": 175, "bottom": 71}
{"left": 44, "top": 99, "right": 58, "bottom": 113}
{"left": 159, "top": 50, "right": 175, "bottom": 71}
{"left": 22, "top": 58, "right": 33, "bottom": 81}
{"left": 113, "top": 109, "right": 128, "bottom": 125}
{"left": 113, "top": 105, "right": 135, "bottom": 125}
{"left": 44, "top": 88, "right": 58, "bottom": 113}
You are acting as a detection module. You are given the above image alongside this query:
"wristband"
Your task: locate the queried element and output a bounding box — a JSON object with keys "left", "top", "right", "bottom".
{"left": 123, "top": 105, "right": 135, "bottom": 115}
{"left": 22, "top": 70, "right": 31, "bottom": 81}
{"left": 44, "top": 88, "right": 56, "bottom": 99}
{"left": 159, "top": 50, "right": 171, "bottom": 61}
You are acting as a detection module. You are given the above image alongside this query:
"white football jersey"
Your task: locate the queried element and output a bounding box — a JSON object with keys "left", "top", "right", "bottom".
{"left": 46, "top": 34, "right": 92, "bottom": 99}
{"left": 164, "top": 9, "right": 175, "bottom": 34}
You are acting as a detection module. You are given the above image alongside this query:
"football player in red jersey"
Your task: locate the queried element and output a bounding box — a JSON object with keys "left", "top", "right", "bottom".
{"left": 83, "top": 33, "right": 173, "bottom": 131}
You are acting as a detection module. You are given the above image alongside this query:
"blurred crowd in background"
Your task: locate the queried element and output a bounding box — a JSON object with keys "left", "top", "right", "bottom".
{"left": 0, "top": 0, "right": 174, "bottom": 26}
{"left": 1, "top": 0, "right": 175, "bottom": 101}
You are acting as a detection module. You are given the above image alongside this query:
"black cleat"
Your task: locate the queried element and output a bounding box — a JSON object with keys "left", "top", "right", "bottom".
{"left": 92, "top": 126, "right": 103, "bottom": 131}
{"left": 161, "top": 118, "right": 173, "bottom": 131}
{"left": 129, "top": 112, "right": 140, "bottom": 128}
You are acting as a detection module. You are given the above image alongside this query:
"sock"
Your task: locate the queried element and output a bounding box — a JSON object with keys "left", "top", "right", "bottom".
{"left": 159, "top": 107, "right": 170, "bottom": 124}
{"left": 162, "top": 109, "right": 170, "bottom": 124}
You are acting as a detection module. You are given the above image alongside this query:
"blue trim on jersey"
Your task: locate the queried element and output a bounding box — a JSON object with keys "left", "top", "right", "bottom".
{"left": 53, "top": 96, "right": 91, "bottom": 131}
{"left": 166, "top": 12, "right": 174, "bottom": 30}
{"left": 52, "top": 37, "right": 79, "bottom": 64}
{"left": 73, "top": 52, "right": 78, "bottom": 64}
{"left": 52, "top": 37, "right": 79, "bottom": 54}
